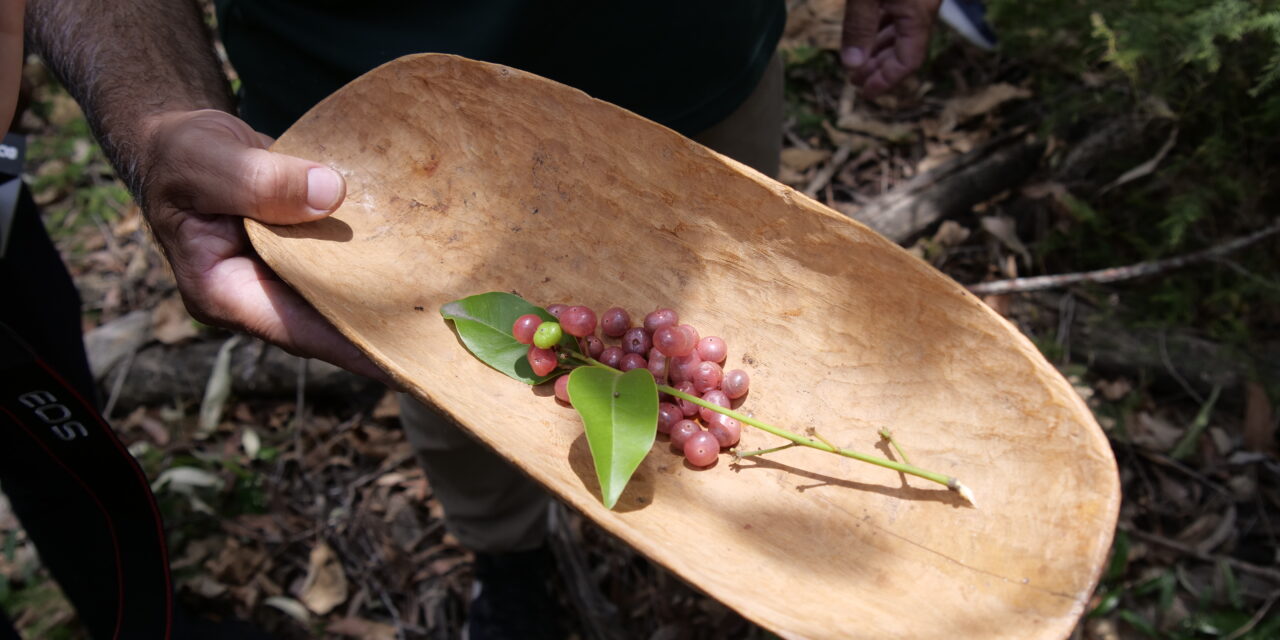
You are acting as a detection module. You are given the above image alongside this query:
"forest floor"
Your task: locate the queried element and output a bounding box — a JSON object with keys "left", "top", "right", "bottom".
{"left": 2, "top": 1, "right": 1277, "bottom": 639}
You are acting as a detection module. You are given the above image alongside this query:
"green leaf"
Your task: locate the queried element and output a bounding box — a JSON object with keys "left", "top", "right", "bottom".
{"left": 568, "top": 367, "right": 658, "bottom": 509}
{"left": 1104, "top": 530, "right": 1130, "bottom": 582}
{"left": 440, "top": 292, "right": 568, "bottom": 384}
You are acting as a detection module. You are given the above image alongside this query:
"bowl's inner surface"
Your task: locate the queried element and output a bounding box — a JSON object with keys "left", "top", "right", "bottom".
{"left": 247, "top": 54, "right": 1120, "bottom": 640}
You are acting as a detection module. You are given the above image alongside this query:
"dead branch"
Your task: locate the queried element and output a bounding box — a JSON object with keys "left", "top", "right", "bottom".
{"left": 845, "top": 132, "right": 1044, "bottom": 243}
{"left": 91, "top": 335, "right": 383, "bottom": 411}
{"left": 968, "top": 218, "right": 1280, "bottom": 295}
{"left": 1123, "top": 525, "right": 1280, "bottom": 584}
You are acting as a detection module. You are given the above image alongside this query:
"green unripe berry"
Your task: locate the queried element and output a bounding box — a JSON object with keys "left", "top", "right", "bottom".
{"left": 533, "top": 321, "right": 563, "bottom": 349}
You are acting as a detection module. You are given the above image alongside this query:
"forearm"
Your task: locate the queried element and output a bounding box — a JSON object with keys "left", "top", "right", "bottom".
{"left": 24, "top": 0, "right": 234, "bottom": 193}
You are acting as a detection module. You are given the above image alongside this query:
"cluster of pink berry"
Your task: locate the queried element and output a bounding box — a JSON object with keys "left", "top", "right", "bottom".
{"left": 512, "top": 304, "right": 751, "bottom": 467}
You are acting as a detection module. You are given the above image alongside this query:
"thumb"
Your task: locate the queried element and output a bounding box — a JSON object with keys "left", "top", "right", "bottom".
{"left": 841, "top": 0, "right": 880, "bottom": 70}
{"left": 150, "top": 110, "right": 346, "bottom": 224}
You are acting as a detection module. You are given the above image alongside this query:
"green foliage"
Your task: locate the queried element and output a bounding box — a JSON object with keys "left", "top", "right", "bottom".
{"left": 567, "top": 366, "right": 658, "bottom": 509}
{"left": 25, "top": 104, "right": 131, "bottom": 245}
{"left": 440, "top": 292, "right": 571, "bottom": 384}
{"left": 991, "top": 0, "right": 1280, "bottom": 345}
{"left": 783, "top": 44, "right": 841, "bottom": 138}
{"left": 443, "top": 292, "right": 660, "bottom": 509}
{"left": 0, "top": 577, "right": 79, "bottom": 640}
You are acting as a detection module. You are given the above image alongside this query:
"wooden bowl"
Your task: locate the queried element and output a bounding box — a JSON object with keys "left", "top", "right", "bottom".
{"left": 246, "top": 54, "right": 1119, "bottom": 640}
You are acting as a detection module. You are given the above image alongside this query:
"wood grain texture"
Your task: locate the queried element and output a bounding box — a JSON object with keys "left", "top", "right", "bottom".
{"left": 245, "top": 54, "right": 1119, "bottom": 640}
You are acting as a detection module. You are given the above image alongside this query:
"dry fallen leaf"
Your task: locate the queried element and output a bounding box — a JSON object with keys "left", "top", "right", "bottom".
{"left": 327, "top": 617, "right": 397, "bottom": 640}
{"left": 182, "top": 574, "right": 229, "bottom": 599}
{"left": 265, "top": 596, "right": 312, "bottom": 625}
{"left": 206, "top": 536, "right": 269, "bottom": 586}
{"left": 300, "top": 542, "right": 348, "bottom": 615}
{"left": 981, "top": 215, "right": 1032, "bottom": 265}
{"left": 198, "top": 335, "right": 242, "bottom": 436}
{"left": 780, "top": 147, "right": 832, "bottom": 173}
{"left": 372, "top": 389, "right": 402, "bottom": 420}
{"left": 1132, "top": 412, "right": 1184, "bottom": 452}
{"left": 939, "top": 83, "right": 1032, "bottom": 133}
{"left": 836, "top": 111, "right": 915, "bottom": 142}
{"left": 780, "top": 0, "right": 844, "bottom": 50}
{"left": 151, "top": 295, "right": 199, "bottom": 344}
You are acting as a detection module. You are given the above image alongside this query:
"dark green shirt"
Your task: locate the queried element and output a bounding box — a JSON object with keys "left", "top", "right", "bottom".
{"left": 215, "top": 1, "right": 786, "bottom": 138}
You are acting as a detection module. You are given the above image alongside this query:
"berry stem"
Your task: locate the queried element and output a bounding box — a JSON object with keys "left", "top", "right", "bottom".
{"left": 659, "top": 384, "right": 973, "bottom": 504}
{"left": 878, "top": 428, "right": 912, "bottom": 465}
{"left": 732, "top": 443, "right": 798, "bottom": 459}
{"left": 558, "top": 345, "right": 975, "bottom": 505}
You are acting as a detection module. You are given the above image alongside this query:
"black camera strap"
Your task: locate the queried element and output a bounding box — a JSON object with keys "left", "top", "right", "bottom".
{"left": 0, "top": 322, "right": 173, "bottom": 639}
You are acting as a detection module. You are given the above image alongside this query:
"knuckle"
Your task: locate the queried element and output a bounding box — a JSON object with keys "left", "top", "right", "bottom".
{"left": 244, "top": 158, "right": 292, "bottom": 215}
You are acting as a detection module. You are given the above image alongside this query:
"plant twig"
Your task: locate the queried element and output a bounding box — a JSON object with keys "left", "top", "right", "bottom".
{"left": 102, "top": 347, "right": 137, "bottom": 421}
{"left": 733, "top": 443, "right": 798, "bottom": 459}
{"left": 1169, "top": 383, "right": 1221, "bottom": 460}
{"left": 878, "top": 428, "right": 911, "bottom": 465}
{"left": 1222, "top": 591, "right": 1279, "bottom": 640}
{"left": 1122, "top": 525, "right": 1280, "bottom": 583}
{"left": 562, "top": 349, "right": 976, "bottom": 504}
{"left": 803, "top": 140, "right": 854, "bottom": 198}
{"left": 660, "top": 384, "right": 974, "bottom": 505}
{"left": 967, "top": 218, "right": 1280, "bottom": 295}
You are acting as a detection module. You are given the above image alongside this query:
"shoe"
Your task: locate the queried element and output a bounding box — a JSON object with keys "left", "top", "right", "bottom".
{"left": 463, "top": 546, "right": 564, "bottom": 640}
{"left": 939, "top": 0, "right": 998, "bottom": 51}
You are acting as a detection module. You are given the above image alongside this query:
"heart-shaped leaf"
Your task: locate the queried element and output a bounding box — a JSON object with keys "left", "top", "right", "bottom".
{"left": 440, "top": 292, "right": 567, "bottom": 384}
{"left": 568, "top": 366, "right": 659, "bottom": 509}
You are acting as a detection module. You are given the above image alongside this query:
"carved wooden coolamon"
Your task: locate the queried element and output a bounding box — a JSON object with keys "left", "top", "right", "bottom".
{"left": 247, "top": 54, "right": 1120, "bottom": 640}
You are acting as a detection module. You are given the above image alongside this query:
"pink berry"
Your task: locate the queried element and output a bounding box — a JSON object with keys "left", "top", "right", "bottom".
{"left": 554, "top": 375, "right": 571, "bottom": 404}
{"left": 528, "top": 346, "right": 557, "bottom": 376}
{"left": 692, "top": 361, "right": 723, "bottom": 393}
{"left": 601, "top": 307, "right": 631, "bottom": 338}
{"left": 669, "top": 419, "right": 701, "bottom": 449}
{"left": 669, "top": 352, "right": 701, "bottom": 383}
{"left": 622, "top": 327, "right": 651, "bottom": 355}
{"left": 699, "top": 390, "right": 729, "bottom": 422}
{"left": 678, "top": 324, "right": 699, "bottom": 345}
{"left": 723, "top": 369, "right": 750, "bottom": 399}
{"left": 584, "top": 335, "right": 605, "bottom": 359}
{"left": 657, "top": 403, "right": 682, "bottom": 434}
{"left": 675, "top": 381, "right": 699, "bottom": 417}
{"left": 643, "top": 308, "right": 679, "bottom": 333}
{"left": 706, "top": 414, "right": 741, "bottom": 448}
{"left": 696, "top": 336, "right": 726, "bottom": 363}
{"left": 653, "top": 325, "right": 695, "bottom": 357}
{"left": 546, "top": 303, "right": 569, "bottom": 319}
{"left": 683, "top": 432, "right": 719, "bottom": 467}
{"left": 512, "top": 314, "right": 541, "bottom": 345}
{"left": 599, "top": 346, "right": 624, "bottom": 369}
{"left": 561, "top": 306, "right": 597, "bottom": 337}
{"left": 619, "top": 353, "right": 647, "bottom": 372}
{"left": 647, "top": 348, "right": 669, "bottom": 384}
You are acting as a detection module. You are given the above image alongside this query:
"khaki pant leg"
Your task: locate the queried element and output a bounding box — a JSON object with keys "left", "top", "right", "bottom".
{"left": 398, "top": 394, "right": 551, "bottom": 553}
{"left": 693, "top": 51, "right": 784, "bottom": 178}
{"left": 398, "top": 50, "right": 785, "bottom": 554}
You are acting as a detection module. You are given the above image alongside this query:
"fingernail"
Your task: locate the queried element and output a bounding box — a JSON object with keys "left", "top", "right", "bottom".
{"left": 842, "top": 47, "right": 865, "bottom": 68}
{"left": 307, "top": 167, "right": 344, "bottom": 213}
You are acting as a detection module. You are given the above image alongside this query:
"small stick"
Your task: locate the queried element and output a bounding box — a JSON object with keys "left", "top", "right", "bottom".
{"left": 967, "top": 219, "right": 1280, "bottom": 295}
{"left": 803, "top": 141, "right": 854, "bottom": 198}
